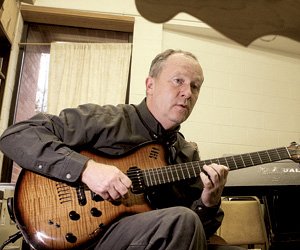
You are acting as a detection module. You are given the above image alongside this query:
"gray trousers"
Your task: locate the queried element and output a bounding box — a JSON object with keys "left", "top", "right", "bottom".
{"left": 94, "top": 206, "right": 245, "bottom": 250}
{"left": 94, "top": 206, "right": 205, "bottom": 250}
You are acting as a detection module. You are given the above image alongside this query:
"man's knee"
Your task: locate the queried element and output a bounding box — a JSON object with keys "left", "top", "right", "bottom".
{"left": 166, "top": 206, "right": 199, "bottom": 219}
{"left": 160, "top": 207, "right": 207, "bottom": 249}
{"left": 163, "top": 206, "right": 203, "bottom": 230}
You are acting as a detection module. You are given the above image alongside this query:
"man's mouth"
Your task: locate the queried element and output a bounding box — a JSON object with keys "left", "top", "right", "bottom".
{"left": 176, "top": 104, "right": 188, "bottom": 111}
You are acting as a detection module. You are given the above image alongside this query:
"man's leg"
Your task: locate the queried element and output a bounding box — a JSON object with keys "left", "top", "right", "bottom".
{"left": 94, "top": 206, "right": 207, "bottom": 250}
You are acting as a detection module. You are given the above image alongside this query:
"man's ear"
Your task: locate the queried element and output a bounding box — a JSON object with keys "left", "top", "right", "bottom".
{"left": 145, "top": 77, "right": 154, "bottom": 95}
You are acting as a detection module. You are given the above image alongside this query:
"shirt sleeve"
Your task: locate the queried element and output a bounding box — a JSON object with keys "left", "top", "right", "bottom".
{"left": 0, "top": 103, "right": 149, "bottom": 182}
{"left": 0, "top": 110, "right": 94, "bottom": 182}
{"left": 191, "top": 198, "right": 224, "bottom": 237}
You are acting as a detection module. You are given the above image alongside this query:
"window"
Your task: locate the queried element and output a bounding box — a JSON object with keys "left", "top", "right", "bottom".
{"left": 4, "top": 22, "right": 132, "bottom": 183}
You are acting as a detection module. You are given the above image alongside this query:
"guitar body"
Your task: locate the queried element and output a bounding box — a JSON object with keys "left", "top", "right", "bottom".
{"left": 13, "top": 140, "right": 299, "bottom": 250}
{"left": 14, "top": 143, "right": 167, "bottom": 250}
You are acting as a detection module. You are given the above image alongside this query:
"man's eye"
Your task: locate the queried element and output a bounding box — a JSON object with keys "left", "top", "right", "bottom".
{"left": 192, "top": 84, "right": 200, "bottom": 90}
{"left": 174, "top": 78, "right": 184, "bottom": 85}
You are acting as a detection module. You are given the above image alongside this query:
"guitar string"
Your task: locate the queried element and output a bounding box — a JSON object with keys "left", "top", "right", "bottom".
{"left": 127, "top": 147, "right": 290, "bottom": 187}
{"left": 83, "top": 147, "right": 291, "bottom": 194}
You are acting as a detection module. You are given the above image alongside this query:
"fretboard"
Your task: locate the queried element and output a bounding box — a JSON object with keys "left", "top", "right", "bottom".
{"left": 143, "top": 146, "right": 291, "bottom": 187}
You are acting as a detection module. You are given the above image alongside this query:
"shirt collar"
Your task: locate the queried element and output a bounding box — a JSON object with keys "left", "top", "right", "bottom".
{"left": 134, "top": 98, "right": 180, "bottom": 144}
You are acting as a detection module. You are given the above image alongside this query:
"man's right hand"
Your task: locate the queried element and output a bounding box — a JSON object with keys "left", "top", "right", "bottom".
{"left": 81, "top": 159, "right": 132, "bottom": 200}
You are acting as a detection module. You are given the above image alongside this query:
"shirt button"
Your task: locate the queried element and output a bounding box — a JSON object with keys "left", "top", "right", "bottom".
{"left": 38, "top": 165, "right": 43, "bottom": 169}
{"left": 66, "top": 173, "right": 72, "bottom": 179}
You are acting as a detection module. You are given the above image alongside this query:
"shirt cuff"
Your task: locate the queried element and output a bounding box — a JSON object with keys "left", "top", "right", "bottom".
{"left": 192, "top": 198, "right": 221, "bottom": 217}
{"left": 60, "top": 151, "right": 90, "bottom": 182}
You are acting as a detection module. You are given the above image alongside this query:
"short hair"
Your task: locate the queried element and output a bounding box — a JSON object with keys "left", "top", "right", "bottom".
{"left": 149, "top": 49, "right": 199, "bottom": 77}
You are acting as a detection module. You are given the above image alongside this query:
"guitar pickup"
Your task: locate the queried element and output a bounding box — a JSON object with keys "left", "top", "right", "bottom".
{"left": 76, "top": 185, "right": 87, "bottom": 206}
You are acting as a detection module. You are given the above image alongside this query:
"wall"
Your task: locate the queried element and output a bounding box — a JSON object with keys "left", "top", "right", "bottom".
{"left": 0, "top": 10, "right": 23, "bottom": 179}
{"left": 1, "top": 0, "right": 300, "bottom": 169}
{"left": 162, "top": 29, "right": 300, "bottom": 159}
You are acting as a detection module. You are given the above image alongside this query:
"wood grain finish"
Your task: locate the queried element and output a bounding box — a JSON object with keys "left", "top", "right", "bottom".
{"left": 14, "top": 144, "right": 165, "bottom": 250}
{"left": 135, "top": 0, "right": 300, "bottom": 46}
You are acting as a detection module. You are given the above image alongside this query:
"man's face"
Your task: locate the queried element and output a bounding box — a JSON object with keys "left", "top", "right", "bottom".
{"left": 146, "top": 53, "right": 204, "bottom": 130}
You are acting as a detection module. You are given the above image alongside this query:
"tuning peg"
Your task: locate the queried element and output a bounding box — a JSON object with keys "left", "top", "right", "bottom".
{"left": 291, "top": 142, "right": 299, "bottom": 146}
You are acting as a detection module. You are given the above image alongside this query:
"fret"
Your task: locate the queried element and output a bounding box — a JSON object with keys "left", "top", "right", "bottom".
{"left": 174, "top": 165, "right": 180, "bottom": 181}
{"left": 156, "top": 168, "right": 166, "bottom": 184}
{"left": 175, "top": 165, "right": 183, "bottom": 180}
{"left": 218, "top": 158, "right": 228, "bottom": 167}
{"left": 223, "top": 156, "right": 236, "bottom": 169}
{"left": 163, "top": 168, "right": 168, "bottom": 183}
{"left": 183, "top": 163, "right": 191, "bottom": 179}
{"left": 256, "top": 151, "right": 263, "bottom": 164}
{"left": 145, "top": 168, "right": 157, "bottom": 187}
{"left": 204, "top": 158, "right": 220, "bottom": 165}
{"left": 213, "top": 159, "right": 221, "bottom": 165}
{"left": 163, "top": 166, "right": 171, "bottom": 183}
{"left": 195, "top": 161, "right": 203, "bottom": 174}
{"left": 188, "top": 163, "right": 195, "bottom": 178}
{"left": 167, "top": 165, "right": 175, "bottom": 182}
{"left": 158, "top": 168, "right": 163, "bottom": 184}
{"left": 274, "top": 148, "right": 281, "bottom": 160}
{"left": 233, "top": 156, "right": 238, "bottom": 168}
{"left": 233, "top": 155, "right": 245, "bottom": 168}
{"left": 258, "top": 150, "right": 270, "bottom": 164}
{"left": 277, "top": 147, "right": 290, "bottom": 159}
{"left": 250, "top": 152, "right": 262, "bottom": 165}
{"left": 182, "top": 164, "right": 189, "bottom": 179}
{"left": 144, "top": 169, "right": 150, "bottom": 187}
{"left": 146, "top": 169, "right": 152, "bottom": 186}
{"left": 249, "top": 153, "right": 254, "bottom": 165}
{"left": 140, "top": 145, "right": 293, "bottom": 188}
{"left": 158, "top": 167, "right": 166, "bottom": 184}
{"left": 267, "top": 149, "right": 281, "bottom": 162}
{"left": 179, "top": 164, "right": 186, "bottom": 180}
{"left": 149, "top": 168, "right": 157, "bottom": 186}
{"left": 240, "top": 153, "right": 254, "bottom": 167}
{"left": 203, "top": 159, "right": 212, "bottom": 165}
{"left": 152, "top": 168, "right": 159, "bottom": 185}
{"left": 224, "top": 157, "right": 229, "bottom": 167}
{"left": 191, "top": 162, "right": 197, "bottom": 177}
{"left": 266, "top": 150, "right": 271, "bottom": 162}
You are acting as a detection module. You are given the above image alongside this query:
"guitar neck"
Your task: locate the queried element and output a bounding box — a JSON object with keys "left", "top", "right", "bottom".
{"left": 142, "top": 146, "right": 291, "bottom": 187}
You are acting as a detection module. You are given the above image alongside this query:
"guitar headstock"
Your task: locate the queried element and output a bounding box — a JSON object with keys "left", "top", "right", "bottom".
{"left": 287, "top": 142, "right": 300, "bottom": 163}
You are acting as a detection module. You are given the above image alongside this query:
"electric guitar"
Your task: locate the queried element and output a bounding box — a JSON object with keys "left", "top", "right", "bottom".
{"left": 13, "top": 142, "right": 300, "bottom": 250}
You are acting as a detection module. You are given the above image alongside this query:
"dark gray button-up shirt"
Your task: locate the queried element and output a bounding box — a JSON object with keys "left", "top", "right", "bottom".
{"left": 0, "top": 98, "right": 223, "bottom": 236}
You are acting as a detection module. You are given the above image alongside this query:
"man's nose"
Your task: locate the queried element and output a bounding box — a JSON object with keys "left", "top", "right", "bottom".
{"left": 181, "top": 84, "right": 192, "bottom": 98}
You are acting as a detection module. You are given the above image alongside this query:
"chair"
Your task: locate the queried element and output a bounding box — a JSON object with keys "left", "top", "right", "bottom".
{"left": 214, "top": 196, "right": 269, "bottom": 250}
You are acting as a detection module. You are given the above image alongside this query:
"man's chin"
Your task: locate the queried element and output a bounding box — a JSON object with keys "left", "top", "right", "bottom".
{"left": 171, "top": 115, "right": 188, "bottom": 125}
